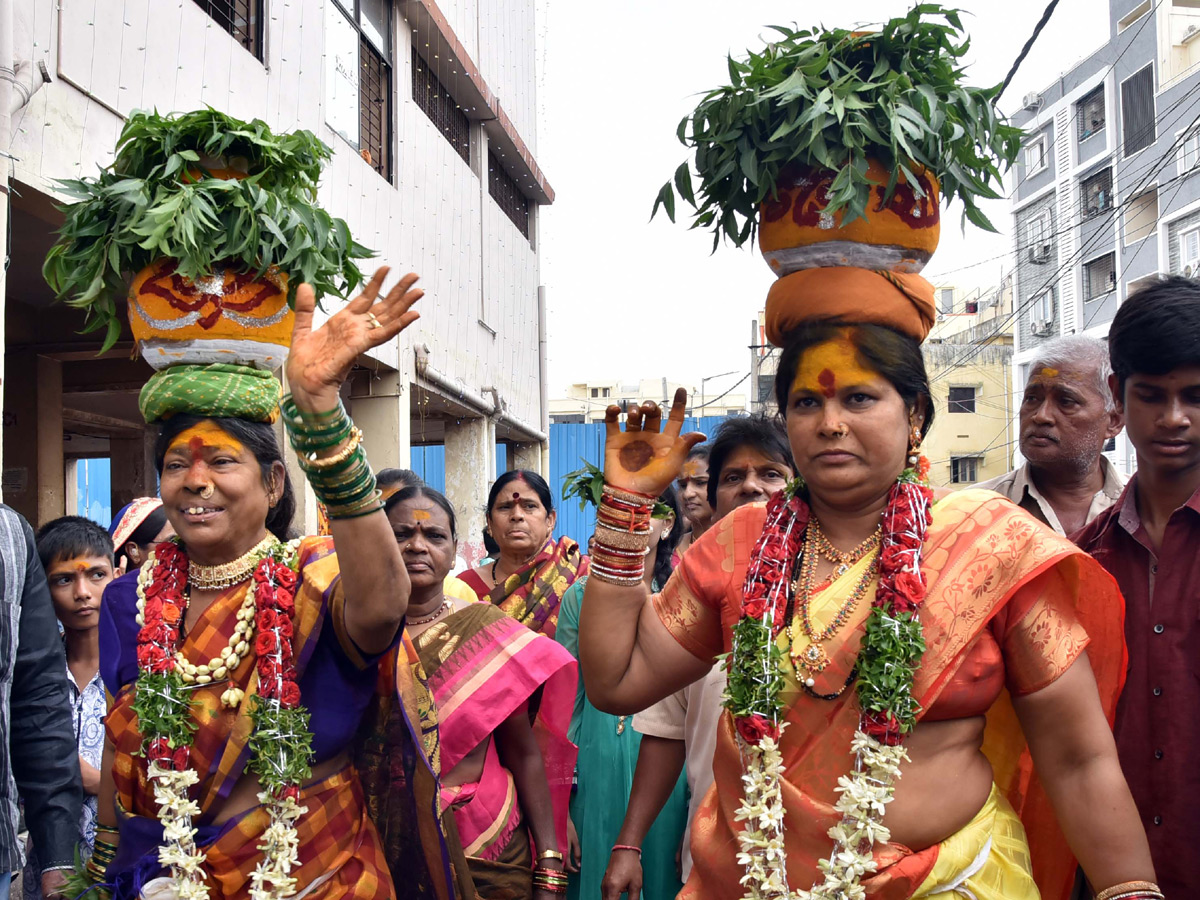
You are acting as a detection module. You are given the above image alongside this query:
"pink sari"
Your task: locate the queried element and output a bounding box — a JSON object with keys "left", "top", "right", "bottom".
{"left": 413, "top": 602, "right": 577, "bottom": 868}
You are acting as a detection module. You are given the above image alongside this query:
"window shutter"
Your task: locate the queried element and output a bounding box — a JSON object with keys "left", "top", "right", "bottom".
{"left": 1122, "top": 66, "right": 1156, "bottom": 156}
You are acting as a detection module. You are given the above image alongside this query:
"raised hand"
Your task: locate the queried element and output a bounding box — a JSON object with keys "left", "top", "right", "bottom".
{"left": 603, "top": 388, "right": 705, "bottom": 497}
{"left": 286, "top": 266, "right": 422, "bottom": 411}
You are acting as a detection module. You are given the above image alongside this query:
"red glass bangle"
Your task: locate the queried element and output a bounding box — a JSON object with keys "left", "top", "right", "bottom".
{"left": 611, "top": 844, "right": 642, "bottom": 856}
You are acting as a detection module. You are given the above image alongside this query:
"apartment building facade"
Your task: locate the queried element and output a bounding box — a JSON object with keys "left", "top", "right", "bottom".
{"left": 2, "top": 0, "right": 551, "bottom": 560}
{"left": 1010, "top": 0, "right": 1200, "bottom": 477}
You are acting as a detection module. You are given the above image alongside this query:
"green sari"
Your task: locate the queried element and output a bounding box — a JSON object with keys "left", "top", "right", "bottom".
{"left": 556, "top": 577, "right": 688, "bottom": 900}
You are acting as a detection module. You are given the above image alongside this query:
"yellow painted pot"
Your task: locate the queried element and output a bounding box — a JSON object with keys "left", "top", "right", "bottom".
{"left": 128, "top": 260, "right": 293, "bottom": 371}
{"left": 758, "top": 158, "right": 941, "bottom": 276}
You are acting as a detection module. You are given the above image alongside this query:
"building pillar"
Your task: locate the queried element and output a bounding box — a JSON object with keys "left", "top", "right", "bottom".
{"left": 351, "top": 372, "right": 410, "bottom": 469}
{"left": 444, "top": 415, "right": 493, "bottom": 567}
{"left": 109, "top": 430, "right": 158, "bottom": 510}
{"left": 511, "top": 440, "right": 549, "bottom": 479}
{"left": 36, "top": 356, "right": 65, "bottom": 526}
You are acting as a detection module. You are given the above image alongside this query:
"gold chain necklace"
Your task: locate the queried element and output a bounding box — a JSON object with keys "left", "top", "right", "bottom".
{"left": 409, "top": 599, "right": 452, "bottom": 626}
{"left": 814, "top": 520, "right": 881, "bottom": 578}
{"left": 188, "top": 534, "right": 276, "bottom": 591}
{"left": 786, "top": 518, "right": 880, "bottom": 687}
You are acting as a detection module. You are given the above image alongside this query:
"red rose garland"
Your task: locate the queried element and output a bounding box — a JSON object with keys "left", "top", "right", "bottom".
{"left": 723, "top": 461, "right": 933, "bottom": 899}
{"left": 132, "top": 538, "right": 311, "bottom": 899}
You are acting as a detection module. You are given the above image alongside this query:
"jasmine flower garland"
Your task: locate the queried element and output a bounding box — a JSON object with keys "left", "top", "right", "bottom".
{"left": 723, "top": 460, "right": 932, "bottom": 900}
{"left": 132, "top": 536, "right": 311, "bottom": 900}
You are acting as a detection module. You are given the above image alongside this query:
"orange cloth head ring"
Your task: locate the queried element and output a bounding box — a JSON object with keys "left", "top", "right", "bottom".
{"left": 764, "top": 267, "right": 936, "bottom": 345}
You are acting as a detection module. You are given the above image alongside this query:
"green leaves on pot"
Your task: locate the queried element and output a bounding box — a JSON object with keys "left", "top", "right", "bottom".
{"left": 562, "top": 458, "right": 674, "bottom": 519}
{"left": 652, "top": 5, "right": 1024, "bottom": 249}
{"left": 42, "top": 109, "right": 373, "bottom": 352}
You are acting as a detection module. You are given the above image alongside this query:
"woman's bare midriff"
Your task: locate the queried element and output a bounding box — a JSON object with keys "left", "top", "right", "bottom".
{"left": 882, "top": 716, "right": 994, "bottom": 851}
{"left": 212, "top": 751, "right": 351, "bottom": 824}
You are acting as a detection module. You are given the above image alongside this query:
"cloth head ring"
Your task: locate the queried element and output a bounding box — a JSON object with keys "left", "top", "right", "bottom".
{"left": 367, "top": 313, "right": 383, "bottom": 330}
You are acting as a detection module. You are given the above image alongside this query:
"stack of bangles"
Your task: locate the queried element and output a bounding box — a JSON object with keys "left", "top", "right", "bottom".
{"left": 1094, "top": 882, "right": 1164, "bottom": 900}
{"left": 86, "top": 827, "right": 120, "bottom": 883}
{"left": 281, "top": 396, "right": 382, "bottom": 519}
{"left": 590, "top": 484, "right": 655, "bottom": 586}
{"left": 533, "top": 850, "right": 567, "bottom": 895}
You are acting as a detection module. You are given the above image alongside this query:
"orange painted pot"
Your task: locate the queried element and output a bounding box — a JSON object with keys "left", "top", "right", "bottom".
{"left": 758, "top": 158, "right": 940, "bottom": 276}
{"left": 128, "top": 260, "right": 293, "bottom": 371}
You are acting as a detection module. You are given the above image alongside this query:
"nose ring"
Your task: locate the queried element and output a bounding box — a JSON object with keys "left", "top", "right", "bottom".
{"left": 200, "top": 484, "right": 215, "bottom": 500}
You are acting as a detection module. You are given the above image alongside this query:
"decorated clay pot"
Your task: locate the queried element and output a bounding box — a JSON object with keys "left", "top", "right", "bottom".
{"left": 128, "top": 259, "right": 293, "bottom": 370}
{"left": 758, "top": 158, "right": 940, "bottom": 276}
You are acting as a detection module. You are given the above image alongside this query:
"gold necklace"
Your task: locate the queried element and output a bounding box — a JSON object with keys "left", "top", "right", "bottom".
{"left": 814, "top": 520, "right": 881, "bottom": 578}
{"left": 188, "top": 534, "right": 276, "bottom": 591}
{"left": 786, "top": 519, "right": 879, "bottom": 687}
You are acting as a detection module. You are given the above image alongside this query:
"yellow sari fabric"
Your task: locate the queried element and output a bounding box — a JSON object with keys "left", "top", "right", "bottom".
{"left": 654, "top": 490, "right": 1126, "bottom": 900}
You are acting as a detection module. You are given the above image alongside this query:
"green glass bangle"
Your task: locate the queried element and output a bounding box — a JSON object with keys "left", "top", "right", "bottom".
{"left": 325, "top": 490, "right": 385, "bottom": 519}
{"left": 280, "top": 395, "right": 348, "bottom": 424}
{"left": 298, "top": 446, "right": 368, "bottom": 478}
{"left": 305, "top": 453, "right": 374, "bottom": 493}
{"left": 288, "top": 421, "right": 354, "bottom": 453}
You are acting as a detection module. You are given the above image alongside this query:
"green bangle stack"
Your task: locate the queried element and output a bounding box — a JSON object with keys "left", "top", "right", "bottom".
{"left": 281, "top": 395, "right": 382, "bottom": 519}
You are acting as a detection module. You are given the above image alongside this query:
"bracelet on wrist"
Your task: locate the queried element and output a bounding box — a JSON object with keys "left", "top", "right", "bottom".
{"left": 611, "top": 843, "right": 642, "bottom": 856}
{"left": 1094, "top": 883, "right": 1163, "bottom": 900}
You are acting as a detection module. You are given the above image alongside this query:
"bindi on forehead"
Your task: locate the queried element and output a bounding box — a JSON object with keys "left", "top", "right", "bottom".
{"left": 817, "top": 369, "right": 836, "bottom": 399}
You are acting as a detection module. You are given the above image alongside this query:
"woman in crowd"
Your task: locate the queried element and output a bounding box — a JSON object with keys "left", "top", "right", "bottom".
{"left": 578, "top": 307, "right": 1156, "bottom": 899}
{"left": 372, "top": 484, "right": 576, "bottom": 898}
{"left": 90, "top": 269, "right": 454, "bottom": 899}
{"left": 458, "top": 471, "right": 586, "bottom": 638}
{"left": 108, "top": 498, "right": 175, "bottom": 574}
{"left": 672, "top": 445, "right": 712, "bottom": 559}
{"left": 555, "top": 486, "right": 688, "bottom": 900}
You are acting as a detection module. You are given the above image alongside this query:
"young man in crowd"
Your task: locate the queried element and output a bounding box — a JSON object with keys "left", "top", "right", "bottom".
{"left": 601, "top": 414, "right": 794, "bottom": 900}
{"left": 976, "top": 335, "right": 1124, "bottom": 536}
{"left": 21, "top": 517, "right": 115, "bottom": 898}
{"left": 0, "top": 507, "right": 81, "bottom": 900}
{"left": 1074, "top": 276, "right": 1200, "bottom": 897}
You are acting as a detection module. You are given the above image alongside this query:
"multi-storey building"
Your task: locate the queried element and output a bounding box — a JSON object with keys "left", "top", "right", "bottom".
{"left": 550, "top": 378, "right": 747, "bottom": 424}
{"left": 1009, "top": 0, "right": 1200, "bottom": 477}
{"left": 2, "top": 0, "right": 551, "bottom": 560}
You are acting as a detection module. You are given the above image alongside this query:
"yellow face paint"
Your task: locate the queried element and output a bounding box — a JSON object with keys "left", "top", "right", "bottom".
{"left": 1040, "top": 367, "right": 1060, "bottom": 378}
{"left": 412, "top": 509, "right": 432, "bottom": 521}
{"left": 682, "top": 461, "right": 703, "bottom": 478}
{"left": 791, "top": 332, "right": 879, "bottom": 398}
{"left": 167, "top": 421, "right": 247, "bottom": 458}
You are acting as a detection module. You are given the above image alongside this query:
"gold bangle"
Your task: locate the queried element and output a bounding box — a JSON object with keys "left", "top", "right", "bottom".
{"left": 1095, "top": 883, "right": 1162, "bottom": 900}
{"left": 538, "top": 849, "right": 564, "bottom": 862}
{"left": 301, "top": 426, "right": 363, "bottom": 471}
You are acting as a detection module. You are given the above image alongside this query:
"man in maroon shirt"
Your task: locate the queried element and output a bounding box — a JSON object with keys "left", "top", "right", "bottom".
{"left": 1074, "top": 275, "right": 1200, "bottom": 897}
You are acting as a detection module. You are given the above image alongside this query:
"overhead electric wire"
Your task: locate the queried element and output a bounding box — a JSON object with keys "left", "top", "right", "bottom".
{"left": 998, "top": 0, "right": 1064, "bottom": 100}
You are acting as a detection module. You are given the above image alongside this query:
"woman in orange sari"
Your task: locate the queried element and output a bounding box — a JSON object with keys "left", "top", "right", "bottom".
{"left": 577, "top": 307, "right": 1157, "bottom": 900}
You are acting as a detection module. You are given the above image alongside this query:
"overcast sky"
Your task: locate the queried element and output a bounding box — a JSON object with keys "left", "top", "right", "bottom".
{"left": 534, "top": 0, "right": 1111, "bottom": 399}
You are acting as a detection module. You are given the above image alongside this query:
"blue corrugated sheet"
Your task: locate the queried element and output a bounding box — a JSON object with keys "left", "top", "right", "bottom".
{"left": 410, "top": 444, "right": 508, "bottom": 495}
{"left": 551, "top": 416, "right": 732, "bottom": 544}
{"left": 77, "top": 458, "right": 113, "bottom": 527}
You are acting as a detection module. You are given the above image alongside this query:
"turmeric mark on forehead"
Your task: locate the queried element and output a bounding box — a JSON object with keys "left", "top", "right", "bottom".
{"left": 168, "top": 422, "right": 246, "bottom": 460}
{"left": 1040, "top": 367, "right": 1060, "bottom": 378}
{"left": 412, "top": 509, "right": 431, "bottom": 521}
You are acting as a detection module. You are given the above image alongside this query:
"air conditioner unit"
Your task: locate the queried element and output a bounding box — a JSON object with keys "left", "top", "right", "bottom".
{"left": 1022, "top": 92, "right": 1042, "bottom": 110}
{"left": 1029, "top": 243, "right": 1051, "bottom": 264}
{"left": 1186, "top": 259, "right": 1200, "bottom": 278}
{"left": 1031, "top": 319, "right": 1053, "bottom": 337}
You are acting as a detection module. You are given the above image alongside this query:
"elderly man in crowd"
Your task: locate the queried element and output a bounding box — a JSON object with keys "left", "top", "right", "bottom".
{"left": 976, "top": 335, "right": 1124, "bottom": 536}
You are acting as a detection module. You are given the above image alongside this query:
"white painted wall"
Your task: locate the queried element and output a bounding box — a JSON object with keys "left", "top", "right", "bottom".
{"left": 9, "top": 0, "right": 544, "bottom": 429}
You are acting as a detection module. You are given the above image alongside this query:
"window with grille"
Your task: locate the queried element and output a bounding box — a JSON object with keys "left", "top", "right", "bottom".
{"left": 1077, "top": 86, "right": 1105, "bottom": 141}
{"left": 1084, "top": 254, "right": 1117, "bottom": 301}
{"left": 412, "top": 52, "right": 471, "bottom": 164}
{"left": 193, "top": 0, "right": 263, "bottom": 60}
{"left": 1182, "top": 227, "right": 1200, "bottom": 273}
{"left": 938, "top": 288, "right": 954, "bottom": 313}
{"left": 1023, "top": 135, "right": 1048, "bottom": 175}
{"left": 324, "top": 1, "right": 393, "bottom": 181}
{"left": 489, "top": 152, "right": 530, "bottom": 238}
{"left": 1180, "top": 127, "right": 1200, "bottom": 174}
{"left": 950, "top": 457, "right": 979, "bottom": 484}
{"left": 360, "top": 37, "right": 392, "bottom": 180}
{"left": 948, "top": 386, "right": 976, "bottom": 414}
{"left": 1081, "top": 168, "right": 1112, "bottom": 219}
{"left": 1122, "top": 65, "right": 1156, "bottom": 156}
{"left": 1031, "top": 290, "right": 1055, "bottom": 335}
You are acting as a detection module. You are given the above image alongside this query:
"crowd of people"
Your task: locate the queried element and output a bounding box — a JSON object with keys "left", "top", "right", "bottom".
{"left": 2, "top": 269, "right": 1198, "bottom": 900}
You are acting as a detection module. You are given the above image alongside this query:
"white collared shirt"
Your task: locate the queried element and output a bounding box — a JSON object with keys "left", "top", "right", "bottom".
{"left": 975, "top": 456, "right": 1125, "bottom": 536}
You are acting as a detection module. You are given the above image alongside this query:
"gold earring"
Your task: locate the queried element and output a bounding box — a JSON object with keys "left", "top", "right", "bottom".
{"left": 908, "top": 423, "right": 923, "bottom": 465}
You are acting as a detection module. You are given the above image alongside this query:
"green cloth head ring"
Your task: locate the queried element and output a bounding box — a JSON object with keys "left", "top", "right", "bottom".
{"left": 138, "top": 363, "right": 282, "bottom": 424}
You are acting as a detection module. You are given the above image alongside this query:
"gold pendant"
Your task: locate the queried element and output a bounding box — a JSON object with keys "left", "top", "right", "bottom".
{"left": 799, "top": 642, "right": 829, "bottom": 676}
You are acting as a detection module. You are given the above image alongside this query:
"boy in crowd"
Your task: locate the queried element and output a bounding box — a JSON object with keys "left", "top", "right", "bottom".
{"left": 1075, "top": 276, "right": 1200, "bottom": 897}
{"left": 22, "top": 517, "right": 114, "bottom": 897}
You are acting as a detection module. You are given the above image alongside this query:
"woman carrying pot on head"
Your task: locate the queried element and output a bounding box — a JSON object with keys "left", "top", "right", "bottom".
{"left": 89, "top": 269, "right": 458, "bottom": 900}
{"left": 578, "top": 304, "right": 1156, "bottom": 898}
{"left": 554, "top": 485, "right": 688, "bottom": 900}
{"left": 458, "top": 471, "right": 586, "bottom": 639}
{"left": 360, "top": 485, "right": 575, "bottom": 899}
{"left": 109, "top": 499, "right": 176, "bottom": 576}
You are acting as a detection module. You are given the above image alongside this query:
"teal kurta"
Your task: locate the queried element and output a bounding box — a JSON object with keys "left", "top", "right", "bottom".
{"left": 556, "top": 577, "right": 688, "bottom": 900}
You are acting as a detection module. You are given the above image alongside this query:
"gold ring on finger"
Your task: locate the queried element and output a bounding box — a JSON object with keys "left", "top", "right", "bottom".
{"left": 367, "top": 312, "right": 383, "bottom": 330}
